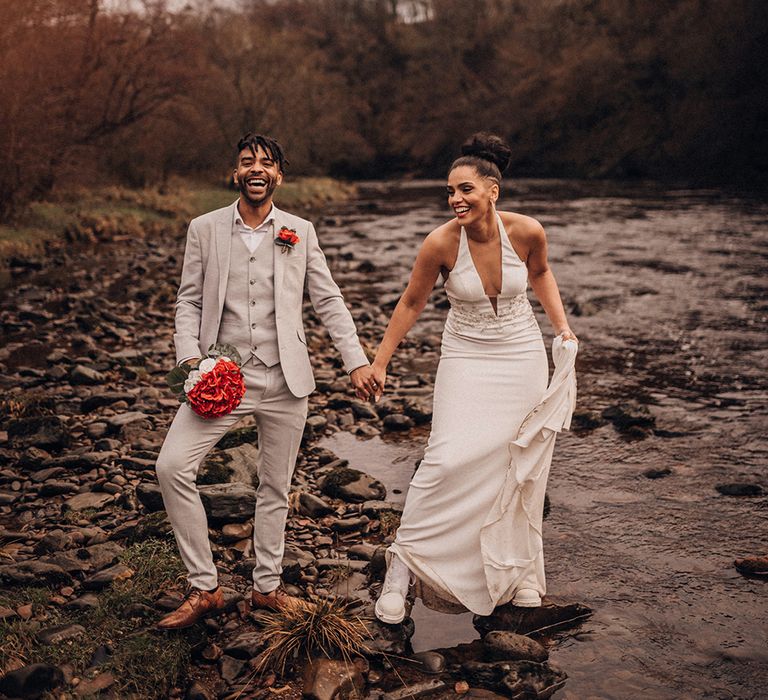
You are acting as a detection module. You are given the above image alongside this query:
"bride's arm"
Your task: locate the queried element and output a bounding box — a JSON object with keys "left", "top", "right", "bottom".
{"left": 526, "top": 222, "right": 577, "bottom": 341}
{"left": 371, "top": 234, "right": 444, "bottom": 397}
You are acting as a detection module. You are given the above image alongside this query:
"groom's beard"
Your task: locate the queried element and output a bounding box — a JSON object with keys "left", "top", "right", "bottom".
{"left": 237, "top": 175, "right": 279, "bottom": 207}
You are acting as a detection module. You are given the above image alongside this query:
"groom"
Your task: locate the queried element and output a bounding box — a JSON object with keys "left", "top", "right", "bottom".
{"left": 155, "top": 133, "right": 377, "bottom": 629}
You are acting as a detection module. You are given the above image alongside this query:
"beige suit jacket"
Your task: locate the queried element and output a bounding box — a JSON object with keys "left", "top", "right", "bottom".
{"left": 173, "top": 201, "right": 369, "bottom": 398}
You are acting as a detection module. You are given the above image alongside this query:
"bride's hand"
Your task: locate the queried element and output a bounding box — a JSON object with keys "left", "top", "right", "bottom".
{"left": 558, "top": 327, "right": 578, "bottom": 343}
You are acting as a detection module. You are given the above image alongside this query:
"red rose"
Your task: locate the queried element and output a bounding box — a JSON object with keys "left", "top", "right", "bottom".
{"left": 187, "top": 359, "right": 245, "bottom": 419}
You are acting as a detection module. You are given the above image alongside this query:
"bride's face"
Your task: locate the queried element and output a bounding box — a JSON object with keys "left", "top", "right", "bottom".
{"left": 446, "top": 165, "right": 498, "bottom": 225}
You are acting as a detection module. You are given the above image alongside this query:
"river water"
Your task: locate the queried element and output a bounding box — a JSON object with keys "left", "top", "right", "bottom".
{"left": 318, "top": 180, "right": 768, "bottom": 699}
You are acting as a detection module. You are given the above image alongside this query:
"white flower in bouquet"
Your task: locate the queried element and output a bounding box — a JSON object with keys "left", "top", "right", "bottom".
{"left": 183, "top": 369, "right": 201, "bottom": 394}
{"left": 199, "top": 358, "right": 217, "bottom": 374}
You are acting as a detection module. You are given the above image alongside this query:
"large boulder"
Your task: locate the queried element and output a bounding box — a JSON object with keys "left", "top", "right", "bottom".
{"left": 199, "top": 482, "right": 257, "bottom": 523}
{"left": 320, "top": 467, "right": 386, "bottom": 503}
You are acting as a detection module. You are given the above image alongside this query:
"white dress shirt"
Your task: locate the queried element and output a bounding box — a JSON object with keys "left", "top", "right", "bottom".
{"left": 234, "top": 203, "right": 275, "bottom": 253}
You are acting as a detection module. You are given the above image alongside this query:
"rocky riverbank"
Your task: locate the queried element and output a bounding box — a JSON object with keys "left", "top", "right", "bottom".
{"left": 0, "top": 189, "right": 592, "bottom": 699}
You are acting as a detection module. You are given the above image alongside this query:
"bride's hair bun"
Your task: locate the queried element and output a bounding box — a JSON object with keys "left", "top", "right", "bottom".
{"left": 460, "top": 132, "right": 512, "bottom": 174}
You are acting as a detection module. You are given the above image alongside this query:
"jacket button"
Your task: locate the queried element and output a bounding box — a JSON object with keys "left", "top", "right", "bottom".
{"left": 249, "top": 279, "right": 255, "bottom": 285}
{"left": 251, "top": 323, "right": 256, "bottom": 329}
{"left": 250, "top": 300, "right": 256, "bottom": 306}
{"left": 250, "top": 257, "right": 256, "bottom": 263}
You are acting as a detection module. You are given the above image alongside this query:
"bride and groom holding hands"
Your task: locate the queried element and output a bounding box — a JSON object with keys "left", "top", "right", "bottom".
{"left": 154, "top": 132, "right": 578, "bottom": 631}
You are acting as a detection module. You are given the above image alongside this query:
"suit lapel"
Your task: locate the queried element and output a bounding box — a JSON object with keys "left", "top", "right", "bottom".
{"left": 216, "top": 201, "right": 237, "bottom": 314}
{"left": 273, "top": 205, "right": 286, "bottom": 309}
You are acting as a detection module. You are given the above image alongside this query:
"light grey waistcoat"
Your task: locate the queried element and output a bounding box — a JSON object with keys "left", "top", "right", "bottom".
{"left": 217, "top": 233, "right": 279, "bottom": 367}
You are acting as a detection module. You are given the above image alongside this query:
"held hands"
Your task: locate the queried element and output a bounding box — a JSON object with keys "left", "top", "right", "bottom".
{"left": 350, "top": 365, "right": 383, "bottom": 402}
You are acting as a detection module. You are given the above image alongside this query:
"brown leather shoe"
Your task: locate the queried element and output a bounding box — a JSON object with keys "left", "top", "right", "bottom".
{"left": 251, "top": 587, "right": 310, "bottom": 613}
{"left": 156, "top": 587, "right": 225, "bottom": 630}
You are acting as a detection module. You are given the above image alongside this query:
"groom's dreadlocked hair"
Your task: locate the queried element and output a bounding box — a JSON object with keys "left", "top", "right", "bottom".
{"left": 236, "top": 133, "right": 288, "bottom": 172}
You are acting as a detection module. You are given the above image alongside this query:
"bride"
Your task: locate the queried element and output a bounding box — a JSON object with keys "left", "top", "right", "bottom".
{"left": 371, "top": 133, "right": 577, "bottom": 622}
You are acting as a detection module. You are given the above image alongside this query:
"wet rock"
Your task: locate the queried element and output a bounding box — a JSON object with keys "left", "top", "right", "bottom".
{"left": 382, "top": 414, "right": 414, "bottom": 431}
{"left": 33, "top": 529, "right": 74, "bottom": 554}
{"left": 37, "top": 623, "right": 87, "bottom": 645}
{"left": 643, "top": 467, "right": 672, "bottom": 479}
{"left": 80, "top": 392, "right": 136, "bottom": 411}
{"left": 482, "top": 631, "right": 549, "bottom": 662}
{"left": 320, "top": 467, "right": 386, "bottom": 503}
{"left": 0, "top": 560, "right": 72, "bottom": 586}
{"left": 331, "top": 515, "right": 370, "bottom": 534}
{"left": 302, "top": 657, "right": 367, "bottom": 700}
{"left": 216, "top": 426, "right": 258, "bottom": 449}
{"left": 105, "top": 411, "right": 151, "bottom": 432}
{"left": 69, "top": 364, "right": 105, "bottom": 385}
{"left": 734, "top": 556, "right": 768, "bottom": 578}
{"left": 716, "top": 483, "right": 763, "bottom": 497}
{"left": 82, "top": 563, "right": 133, "bottom": 590}
{"left": 7, "top": 416, "right": 69, "bottom": 451}
{"left": 279, "top": 545, "right": 317, "bottom": 584}
{"left": 39, "top": 479, "right": 80, "bottom": 496}
{"left": 369, "top": 546, "right": 388, "bottom": 580}
{"left": 403, "top": 398, "right": 432, "bottom": 424}
{"left": 347, "top": 543, "right": 380, "bottom": 561}
{"left": 199, "top": 482, "right": 257, "bottom": 522}
{"left": 361, "top": 500, "right": 404, "bottom": 518}
{"left": 380, "top": 679, "right": 449, "bottom": 699}
{"left": 460, "top": 660, "right": 567, "bottom": 699}
{"left": 79, "top": 541, "right": 124, "bottom": 570}
{"left": 474, "top": 601, "right": 592, "bottom": 636}
{"left": 350, "top": 401, "right": 378, "bottom": 420}
{"left": 130, "top": 511, "right": 174, "bottom": 541}
{"left": 306, "top": 414, "right": 328, "bottom": 430}
{"left": 74, "top": 671, "right": 115, "bottom": 696}
{"left": 299, "top": 491, "right": 335, "bottom": 518}
{"left": 223, "top": 630, "right": 267, "bottom": 659}
{"left": 64, "top": 491, "right": 114, "bottom": 511}
{"left": 366, "top": 617, "right": 415, "bottom": 656}
{"left": 0, "top": 663, "right": 64, "bottom": 699}
{"left": 570, "top": 410, "right": 604, "bottom": 433}
{"left": 66, "top": 593, "right": 101, "bottom": 612}
{"left": 601, "top": 403, "right": 655, "bottom": 439}
{"left": 186, "top": 680, "right": 214, "bottom": 700}
{"left": 412, "top": 650, "right": 446, "bottom": 674}
{"left": 218, "top": 655, "right": 246, "bottom": 685}
{"left": 136, "top": 482, "right": 165, "bottom": 512}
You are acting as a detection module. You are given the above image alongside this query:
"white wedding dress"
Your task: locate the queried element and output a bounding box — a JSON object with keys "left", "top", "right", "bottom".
{"left": 388, "top": 213, "right": 576, "bottom": 615}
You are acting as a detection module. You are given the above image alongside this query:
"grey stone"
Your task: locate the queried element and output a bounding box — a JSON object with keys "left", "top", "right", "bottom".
{"left": 483, "top": 631, "right": 549, "bottom": 662}
{"left": 350, "top": 401, "right": 378, "bottom": 420}
{"left": 298, "top": 491, "right": 334, "bottom": 517}
{"left": 412, "top": 650, "right": 446, "bottom": 674}
{"left": 320, "top": 467, "right": 386, "bottom": 503}
{"left": 331, "top": 515, "right": 370, "bottom": 534}
{"left": 38, "top": 480, "right": 79, "bottom": 496}
{"left": 380, "top": 679, "right": 449, "bottom": 699}
{"left": 382, "top": 414, "right": 414, "bottom": 431}
{"left": 82, "top": 563, "right": 133, "bottom": 590}
{"left": 218, "top": 655, "right": 246, "bottom": 685}
{"left": 302, "top": 657, "right": 366, "bottom": 700}
{"left": 460, "top": 660, "right": 567, "bottom": 699}
{"left": 65, "top": 593, "right": 101, "bottom": 612}
{"left": 64, "top": 491, "right": 114, "bottom": 511}
{"left": 223, "top": 630, "right": 267, "bottom": 659}
{"left": 185, "top": 680, "right": 214, "bottom": 700}
{"left": 0, "top": 663, "right": 64, "bottom": 699}
{"left": 69, "top": 364, "right": 105, "bottom": 385}
{"left": 136, "top": 482, "right": 165, "bottom": 512}
{"left": 361, "top": 500, "right": 404, "bottom": 518}
{"left": 37, "top": 623, "right": 87, "bottom": 645}
{"left": 474, "top": 601, "right": 593, "bottom": 637}
{"left": 7, "top": 416, "right": 69, "bottom": 451}
{"left": 79, "top": 541, "right": 124, "bottom": 570}
{"left": 0, "top": 561, "right": 72, "bottom": 586}
{"left": 199, "top": 482, "right": 257, "bottom": 522}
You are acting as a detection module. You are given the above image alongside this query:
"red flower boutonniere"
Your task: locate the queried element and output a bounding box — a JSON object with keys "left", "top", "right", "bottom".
{"left": 275, "top": 226, "right": 299, "bottom": 253}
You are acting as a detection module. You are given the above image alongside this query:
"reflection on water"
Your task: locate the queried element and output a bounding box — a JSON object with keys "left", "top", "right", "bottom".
{"left": 320, "top": 179, "right": 768, "bottom": 698}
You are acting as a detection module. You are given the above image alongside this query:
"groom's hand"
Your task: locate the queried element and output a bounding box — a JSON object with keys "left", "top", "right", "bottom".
{"left": 350, "top": 366, "right": 379, "bottom": 402}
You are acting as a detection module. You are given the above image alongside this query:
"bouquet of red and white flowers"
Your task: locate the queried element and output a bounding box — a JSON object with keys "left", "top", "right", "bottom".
{"left": 166, "top": 344, "right": 246, "bottom": 419}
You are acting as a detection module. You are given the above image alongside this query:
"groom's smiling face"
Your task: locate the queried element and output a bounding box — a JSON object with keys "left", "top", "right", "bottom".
{"left": 234, "top": 145, "right": 283, "bottom": 207}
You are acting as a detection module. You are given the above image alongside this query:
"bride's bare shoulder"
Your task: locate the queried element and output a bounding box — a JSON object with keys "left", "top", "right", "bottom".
{"left": 498, "top": 210, "right": 546, "bottom": 244}
{"left": 422, "top": 220, "right": 461, "bottom": 255}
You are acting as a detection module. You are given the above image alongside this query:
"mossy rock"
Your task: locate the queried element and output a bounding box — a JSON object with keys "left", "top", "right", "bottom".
{"left": 197, "top": 451, "right": 234, "bottom": 485}
{"left": 130, "top": 512, "right": 174, "bottom": 543}
{"left": 216, "top": 426, "right": 259, "bottom": 450}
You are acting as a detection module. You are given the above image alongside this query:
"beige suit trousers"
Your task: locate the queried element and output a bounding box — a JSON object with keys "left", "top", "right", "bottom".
{"left": 156, "top": 358, "right": 308, "bottom": 592}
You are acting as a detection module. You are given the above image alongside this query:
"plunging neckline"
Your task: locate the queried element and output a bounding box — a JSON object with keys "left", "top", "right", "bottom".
{"left": 462, "top": 215, "right": 506, "bottom": 316}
